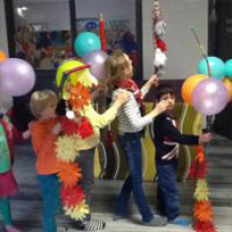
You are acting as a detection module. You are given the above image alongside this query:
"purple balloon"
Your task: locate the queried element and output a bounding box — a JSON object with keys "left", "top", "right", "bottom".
{"left": 0, "top": 58, "right": 35, "bottom": 96}
{"left": 83, "top": 50, "right": 108, "bottom": 81}
{"left": 192, "top": 79, "right": 229, "bottom": 116}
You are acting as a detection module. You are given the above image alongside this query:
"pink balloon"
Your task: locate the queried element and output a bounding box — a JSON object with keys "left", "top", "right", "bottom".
{"left": 0, "top": 58, "right": 35, "bottom": 96}
{"left": 192, "top": 79, "right": 229, "bottom": 116}
{"left": 83, "top": 50, "right": 108, "bottom": 81}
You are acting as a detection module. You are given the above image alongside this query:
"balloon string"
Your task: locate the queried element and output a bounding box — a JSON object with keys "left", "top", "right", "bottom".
{"left": 191, "top": 27, "right": 211, "bottom": 77}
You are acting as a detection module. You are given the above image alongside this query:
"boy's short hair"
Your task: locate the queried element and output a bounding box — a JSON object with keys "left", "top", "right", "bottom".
{"left": 156, "top": 83, "right": 175, "bottom": 100}
{"left": 30, "top": 90, "right": 58, "bottom": 118}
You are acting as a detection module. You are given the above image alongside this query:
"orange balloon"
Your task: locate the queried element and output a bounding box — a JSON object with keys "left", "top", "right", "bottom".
{"left": 0, "top": 50, "right": 7, "bottom": 62}
{"left": 223, "top": 78, "right": 232, "bottom": 100}
{"left": 181, "top": 74, "right": 208, "bottom": 105}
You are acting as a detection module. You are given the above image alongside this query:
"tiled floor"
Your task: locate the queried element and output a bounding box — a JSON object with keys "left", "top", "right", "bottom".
{"left": 1, "top": 133, "right": 232, "bottom": 232}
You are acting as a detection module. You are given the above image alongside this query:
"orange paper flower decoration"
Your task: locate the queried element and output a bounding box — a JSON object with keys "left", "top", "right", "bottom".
{"left": 58, "top": 162, "right": 82, "bottom": 186}
{"left": 194, "top": 201, "right": 213, "bottom": 222}
{"left": 68, "top": 82, "right": 91, "bottom": 111}
{"left": 196, "top": 146, "right": 205, "bottom": 163}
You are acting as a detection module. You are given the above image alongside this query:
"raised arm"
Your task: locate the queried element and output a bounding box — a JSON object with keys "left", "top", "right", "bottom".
{"left": 140, "top": 74, "right": 159, "bottom": 98}
{"left": 114, "top": 90, "right": 168, "bottom": 131}
{"left": 84, "top": 90, "right": 130, "bottom": 129}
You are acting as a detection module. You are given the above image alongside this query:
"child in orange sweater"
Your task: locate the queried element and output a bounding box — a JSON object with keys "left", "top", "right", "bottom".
{"left": 29, "top": 90, "right": 66, "bottom": 232}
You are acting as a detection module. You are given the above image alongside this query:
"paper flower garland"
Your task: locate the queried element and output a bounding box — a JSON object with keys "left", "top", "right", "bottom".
{"left": 64, "top": 200, "right": 90, "bottom": 221}
{"left": 194, "top": 201, "right": 213, "bottom": 222}
{"left": 77, "top": 117, "right": 93, "bottom": 138}
{"left": 152, "top": 0, "right": 167, "bottom": 75}
{"left": 55, "top": 80, "right": 93, "bottom": 221}
{"left": 58, "top": 162, "right": 82, "bottom": 186}
{"left": 189, "top": 146, "right": 208, "bottom": 179}
{"left": 61, "top": 117, "right": 79, "bottom": 136}
{"left": 194, "top": 221, "right": 217, "bottom": 232}
{"left": 56, "top": 135, "right": 78, "bottom": 162}
{"left": 190, "top": 146, "right": 217, "bottom": 232}
{"left": 61, "top": 185, "right": 85, "bottom": 207}
{"left": 68, "top": 82, "right": 91, "bottom": 111}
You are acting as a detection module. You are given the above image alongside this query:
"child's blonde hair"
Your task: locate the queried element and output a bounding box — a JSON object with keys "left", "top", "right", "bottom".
{"left": 30, "top": 90, "right": 58, "bottom": 118}
{"left": 105, "top": 49, "right": 132, "bottom": 86}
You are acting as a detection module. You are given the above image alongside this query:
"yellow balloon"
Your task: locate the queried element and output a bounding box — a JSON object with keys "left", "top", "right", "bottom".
{"left": 181, "top": 74, "right": 208, "bottom": 105}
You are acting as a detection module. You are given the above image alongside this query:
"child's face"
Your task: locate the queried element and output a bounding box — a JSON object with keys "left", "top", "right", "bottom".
{"left": 40, "top": 104, "right": 57, "bottom": 119}
{"left": 159, "top": 93, "right": 175, "bottom": 111}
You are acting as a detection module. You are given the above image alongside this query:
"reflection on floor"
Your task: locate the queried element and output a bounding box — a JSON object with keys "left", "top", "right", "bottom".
{"left": 0, "top": 134, "right": 232, "bottom": 232}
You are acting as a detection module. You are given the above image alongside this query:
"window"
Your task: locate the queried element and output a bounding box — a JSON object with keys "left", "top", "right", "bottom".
{"left": 75, "top": 0, "right": 141, "bottom": 78}
{"left": 13, "top": 0, "right": 71, "bottom": 69}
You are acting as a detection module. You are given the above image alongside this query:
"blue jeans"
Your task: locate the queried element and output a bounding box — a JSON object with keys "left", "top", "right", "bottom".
{"left": 157, "top": 163, "right": 180, "bottom": 220}
{"left": 0, "top": 198, "right": 12, "bottom": 226}
{"left": 115, "top": 132, "right": 153, "bottom": 223}
{"left": 37, "top": 174, "right": 61, "bottom": 232}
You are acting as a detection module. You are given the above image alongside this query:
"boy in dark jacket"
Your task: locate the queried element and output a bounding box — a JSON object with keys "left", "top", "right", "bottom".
{"left": 153, "top": 84, "right": 211, "bottom": 225}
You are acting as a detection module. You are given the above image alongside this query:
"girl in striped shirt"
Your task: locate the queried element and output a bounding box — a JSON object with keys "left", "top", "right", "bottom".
{"left": 105, "top": 50, "right": 168, "bottom": 227}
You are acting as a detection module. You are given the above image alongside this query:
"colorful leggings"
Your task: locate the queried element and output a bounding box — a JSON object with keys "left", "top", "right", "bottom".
{"left": 0, "top": 197, "right": 12, "bottom": 226}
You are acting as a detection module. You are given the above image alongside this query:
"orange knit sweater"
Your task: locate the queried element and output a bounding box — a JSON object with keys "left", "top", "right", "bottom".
{"left": 31, "top": 117, "right": 61, "bottom": 175}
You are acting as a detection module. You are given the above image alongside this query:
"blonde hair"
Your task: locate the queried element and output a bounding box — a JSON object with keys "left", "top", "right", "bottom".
{"left": 30, "top": 90, "right": 58, "bottom": 118}
{"left": 105, "top": 50, "right": 132, "bottom": 86}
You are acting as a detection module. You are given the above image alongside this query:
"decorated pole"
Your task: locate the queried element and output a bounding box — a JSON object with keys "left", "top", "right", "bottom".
{"left": 191, "top": 28, "right": 213, "bottom": 132}
{"left": 190, "top": 28, "right": 217, "bottom": 232}
{"left": 189, "top": 146, "right": 217, "bottom": 232}
{"left": 99, "top": 13, "right": 107, "bottom": 52}
{"left": 152, "top": 0, "right": 167, "bottom": 76}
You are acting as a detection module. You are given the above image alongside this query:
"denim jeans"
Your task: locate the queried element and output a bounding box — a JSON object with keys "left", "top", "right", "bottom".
{"left": 37, "top": 174, "right": 60, "bottom": 232}
{"left": 156, "top": 163, "right": 180, "bottom": 220}
{"left": 76, "top": 148, "right": 95, "bottom": 220}
{"left": 115, "top": 132, "right": 153, "bottom": 223}
{"left": 0, "top": 198, "right": 12, "bottom": 226}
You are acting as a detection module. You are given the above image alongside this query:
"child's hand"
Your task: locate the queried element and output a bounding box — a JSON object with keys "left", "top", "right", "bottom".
{"left": 115, "top": 90, "right": 130, "bottom": 107}
{"left": 22, "top": 129, "right": 30, "bottom": 140}
{"left": 199, "top": 133, "right": 212, "bottom": 144}
{"left": 22, "top": 121, "right": 33, "bottom": 139}
{"left": 141, "top": 75, "right": 159, "bottom": 97}
{"left": 148, "top": 74, "right": 159, "bottom": 87}
{"left": 52, "top": 123, "right": 62, "bottom": 135}
{"left": 151, "top": 100, "right": 169, "bottom": 117}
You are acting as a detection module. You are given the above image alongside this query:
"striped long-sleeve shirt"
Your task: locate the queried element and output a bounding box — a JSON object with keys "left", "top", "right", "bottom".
{"left": 112, "top": 88, "right": 153, "bottom": 134}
